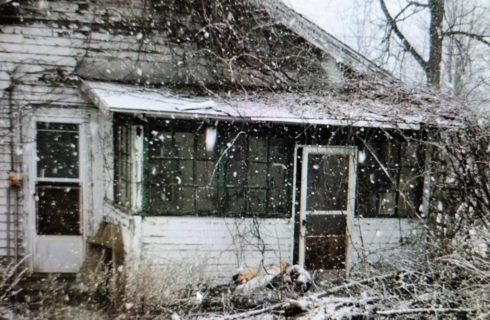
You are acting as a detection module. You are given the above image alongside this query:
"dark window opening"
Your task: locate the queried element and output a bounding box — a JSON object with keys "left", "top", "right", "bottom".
{"left": 113, "top": 116, "right": 424, "bottom": 219}
{"left": 112, "top": 116, "right": 294, "bottom": 218}
{"left": 306, "top": 153, "right": 349, "bottom": 211}
{"left": 140, "top": 121, "right": 294, "bottom": 217}
{"left": 356, "top": 136, "right": 424, "bottom": 218}
{"left": 36, "top": 122, "right": 79, "bottom": 179}
{"left": 36, "top": 183, "right": 81, "bottom": 235}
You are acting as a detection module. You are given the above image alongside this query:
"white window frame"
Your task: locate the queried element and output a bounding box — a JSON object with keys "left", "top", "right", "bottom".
{"left": 113, "top": 124, "right": 144, "bottom": 213}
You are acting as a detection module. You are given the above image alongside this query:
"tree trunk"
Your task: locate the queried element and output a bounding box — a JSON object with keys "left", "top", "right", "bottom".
{"left": 426, "top": 0, "right": 445, "bottom": 88}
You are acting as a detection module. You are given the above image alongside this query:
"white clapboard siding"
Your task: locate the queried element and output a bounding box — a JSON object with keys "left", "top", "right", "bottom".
{"left": 4, "top": 0, "right": 185, "bottom": 261}
{"left": 140, "top": 216, "right": 293, "bottom": 281}
{"left": 0, "top": 130, "right": 22, "bottom": 258}
{"left": 349, "top": 218, "right": 423, "bottom": 266}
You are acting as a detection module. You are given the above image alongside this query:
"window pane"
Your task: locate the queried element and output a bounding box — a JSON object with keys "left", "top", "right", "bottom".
{"left": 225, "top": 157, "right": 246, "bottom": 186}
{"left": 196, "top": 160, "right": 215, "bottom": 186}
{"left": 401, "top": 143, "right": 420, "bottom": 166}
{"left": 176, "top": 186, "right": 195, "bottom": 213}
{"left": 378, "top": 192, "right": 396, "bottom": 216}
{"left": 248, "top": 189, "right": 267, "bottom": 214}
{"left": 149, "top": 132, "right": 174, "bottom": 158}
{"left": 269, "top": 137, "right": 289, "bottom": 163}
{"left": 380, "top": 141, "right": 400, "bottom": 165}
{"left": 175, "top": 132, "right": 194, "bottom": 159}
{"left": 37, "top": 123, "right": 77, "bottom": 131}
{"left": 37, "top": 123, "right": 79, "bottom": 178}
{"left": 196, "top": 186, "right": 217, "bottom": 212}
{"left": 147, "top": 185, "right": 195, "bottom": 214}
{"left": 306, "top": 154, "right": 348, "bottom": 211}
{"left": 248, "top": 162, "right": 267, "bottom": 187}
{"left": 269, "top": 163, "right": 290, "bottom": 213}
{"left": 36, "top": 183, "right": 80, "bottom": 235}
{"left": 248, "top": 136, "right": 268, "bottom": 162}
{"left": 224, "top": 187, "right": 245, "bottom": 214}
{"left": 177, "top": 159, "right": 194, "bottom": 185}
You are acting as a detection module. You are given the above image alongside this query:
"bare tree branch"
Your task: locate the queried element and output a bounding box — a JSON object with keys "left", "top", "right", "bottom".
{"left": 377, "top": 308, "right": 476, "bottom": 316}
{"left": 408, "top": 1, "right": 429, "bottom": 7}
{"left": 379, "top": 0, "right": 428, "bottom": 69}
{"left": 444, "top": 30, "right": 490, "bottom": 47}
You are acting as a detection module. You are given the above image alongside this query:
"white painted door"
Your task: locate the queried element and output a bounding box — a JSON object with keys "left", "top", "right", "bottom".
{"left": 297, "top": 146, "right": 357, "bottom": 271}
{"left": 33, "top": 121, "right": 85, "bottom": 272}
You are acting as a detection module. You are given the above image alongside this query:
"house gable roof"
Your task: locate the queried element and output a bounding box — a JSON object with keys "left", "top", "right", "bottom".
{"left": 262, "top": 0, "right": 395, "bottom": 81}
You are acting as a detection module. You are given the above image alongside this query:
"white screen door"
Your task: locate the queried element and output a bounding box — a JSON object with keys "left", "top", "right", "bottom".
{"left": 33, "top": 122, "right": 84, "bottom": 272}
{"left": 297, "top": 146, "right": 357, "bottom": 271}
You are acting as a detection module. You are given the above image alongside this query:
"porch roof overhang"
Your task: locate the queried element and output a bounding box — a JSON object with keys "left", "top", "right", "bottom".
{"left": 81, "top": 81, "right": 460, "bottom": 130}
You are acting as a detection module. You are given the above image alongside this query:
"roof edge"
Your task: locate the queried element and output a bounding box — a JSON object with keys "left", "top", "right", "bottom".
{"left": 80, "top": 80, "right": 425, "bottom": 130}
{"left": 263, "top": 0, "right": 396, "bottom": 81}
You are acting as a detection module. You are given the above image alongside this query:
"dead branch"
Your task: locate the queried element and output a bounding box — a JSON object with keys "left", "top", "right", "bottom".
{"left": 379, "top": 0, "right": 427, "bottom": 69}
{"left": 222, "top": 302, "right": 288, "bottom": 319}
{"left": 443, "top": 30, "right": 490, "bottom": 47}
{"left": 315, "top": 272, "right": 397, "bottom": 298}
{"left": 377, "top": 307, "right": 476, "bottom": 316}
{"left": 289, "top": 296, "right": 381, "bottom": 313}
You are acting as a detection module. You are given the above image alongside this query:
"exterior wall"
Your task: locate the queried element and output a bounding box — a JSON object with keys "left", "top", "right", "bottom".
{"left": 102, "top": 197, "right": 292, "bottom": 285}
{"left": 140, "top": 217, "right": 292, "bottom": 282}
{"left": 0, "top": 0, "right": 188, "bottom": 262}
{"left": 0, "top": 107, "right": 16, "bottom": 257}
{"left": 349, "top": 218, "right": 424, "bottom": 268}
{"left": 0, "top": 69, "right": 21, "bottom": 259}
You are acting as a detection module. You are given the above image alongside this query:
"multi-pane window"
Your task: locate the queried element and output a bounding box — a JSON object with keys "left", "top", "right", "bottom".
{"left": 145, "top": 131, "right": 209, "bottom": 214}
{"left": 114, "top": 117, "right": 423, "bottom": 219}
{"left": 219, "top": 133, "right": 291, "bottom": 216}
{"left": 356, "top": 138, "right": 424, "bottom": 218}
{"left": 36, "top": 122, "right": 81, "bottom": 235}
{"left": 139, "top": 122, "right": 292, "bottom": 217}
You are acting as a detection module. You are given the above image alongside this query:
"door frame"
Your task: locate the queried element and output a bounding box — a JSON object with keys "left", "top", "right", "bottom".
{"left": 23, "top": 109, "right": 91, "bottom": 272}
{"left": 293, "top": 145, "right": 358, "bottom": 271}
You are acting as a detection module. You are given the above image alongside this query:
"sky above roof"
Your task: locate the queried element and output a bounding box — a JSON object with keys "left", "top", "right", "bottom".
{"left": 282, "top": 0, "right": 490, "bottom": 119}
{"left": 281, "top": 0, "right": 427, "bottom": 57}
{"left": 281, "top": 0, "right": 361, "bottom": 45}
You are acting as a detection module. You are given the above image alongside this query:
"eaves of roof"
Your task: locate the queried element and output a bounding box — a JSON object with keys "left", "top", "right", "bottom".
{"left": 80, "top": 80, "right": 463, "bottom": 130}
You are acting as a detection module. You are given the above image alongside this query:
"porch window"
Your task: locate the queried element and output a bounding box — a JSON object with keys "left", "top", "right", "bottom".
{"left": 142, "top": 126, "right": 292, "bottom": 217}
{"left": 356, "top": 139, "right": 424, "bottom": 218}
{"left": 114, "top": 118, "right": 293, "bottom": 217}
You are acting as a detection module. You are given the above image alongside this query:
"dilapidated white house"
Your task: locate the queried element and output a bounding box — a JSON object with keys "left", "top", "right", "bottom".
{"left": 0, "top": 0, "right": 461, "bottom": 286}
